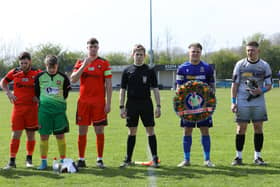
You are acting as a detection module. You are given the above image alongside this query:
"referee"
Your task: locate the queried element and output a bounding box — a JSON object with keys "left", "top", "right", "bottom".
{"left": 119, "top": 44, "right": 161, "bottom": 168}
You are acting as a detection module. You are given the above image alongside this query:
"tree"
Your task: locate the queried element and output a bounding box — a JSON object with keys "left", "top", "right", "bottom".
{"left": 104, "top": 53, "right": 129, "bottom": 65}
{"left": 209, "top": 50, "right": 241, "bottom": 79}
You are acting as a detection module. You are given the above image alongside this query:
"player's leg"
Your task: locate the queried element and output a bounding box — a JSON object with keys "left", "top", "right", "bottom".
{"left": 252, "top": 105, "right": 267, "bottom": 165}
{"left": 232, "top": 122, "right": 248, "bottom": 165}
{"left": 38, "top": 135, "right": 50, "bottom": 170}
{"left": 94, "top": 125, "right": 106, "bottom": 168}
{"left": 177, "top": 120, "right": 194, "bottom": 167}
{"left": 55, "top": 134, "right": 66, "bottom": 161}
{"left": 4, "top": 130, "right": 23, "bottom": 170}
{"left": 253, "top": 122, "right": 265, "bottom": 164}
{"left": 232, "top": 106, "right": 250, "bottom": 165}
{"left": 76, "top": 101, "right": 91, "bottom": 168}
{"left": 145, "top": 126, "right": 159, "bottom": 167}
{"left": 120, "top": 100, "right": 139, "bottom": 168}
{"left": 25, "top": 105, "right": 38, "bottom": 168}
{"left": 4, "top": 107, "right": 24, "bottom": 170}
{"left": 77, "top": 125, "right": 88, "bottom": 167}
{"left": 141, "top": 100, "right": 158, "bottom": 167}
{"left": 198, "top": 117, "right": 214, "bottom": 167}
{"left": 37, "top": 111, "right": 53, "bottom": 170}
{"left": 25, "top": 130, "right": 36, "bottom": 168}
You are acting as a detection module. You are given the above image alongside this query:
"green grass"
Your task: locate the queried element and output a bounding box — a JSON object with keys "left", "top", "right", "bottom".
{"left": 0, "top": 88, "right": 279, "bottom": 187}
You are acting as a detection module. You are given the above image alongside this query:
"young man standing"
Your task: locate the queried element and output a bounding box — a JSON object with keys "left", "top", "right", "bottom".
{"left": 71, "top": 38, "right": 112, "bottom": 169}
{"left": 0, "top": 52, "right": 41, "bottom": 169}
{"left": 176, "top": 43, "right": 215, "bottom": 167}
{"left": 35, "top": 55, "right": 71, "bottom": 170}
{"left": 119, "top": 44, "right": 161, "bottom": 168}
{"left": 231, "top": 41, "right": 272, "bottom": 166}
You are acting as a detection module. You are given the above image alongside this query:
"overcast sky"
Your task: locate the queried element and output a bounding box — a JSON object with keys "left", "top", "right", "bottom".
{"left": 0, "top": 0, "right": 279, "bottom": 54}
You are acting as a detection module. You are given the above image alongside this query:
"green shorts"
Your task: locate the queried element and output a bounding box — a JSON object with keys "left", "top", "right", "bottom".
{"left": 39, "top": 111, "right": 69, "bottom": 135}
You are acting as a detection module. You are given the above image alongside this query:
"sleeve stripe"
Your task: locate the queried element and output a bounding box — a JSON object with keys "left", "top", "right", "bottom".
{"left": 104, "top": 70, "right": 112, "bottom": 76}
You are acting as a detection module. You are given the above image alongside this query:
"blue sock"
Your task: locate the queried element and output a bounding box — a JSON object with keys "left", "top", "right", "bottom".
{"left": 183, "top": 136, "right": 192, "bottom": 161}
{"left": 201, "top": 135, "right": 211, "bottom": 161}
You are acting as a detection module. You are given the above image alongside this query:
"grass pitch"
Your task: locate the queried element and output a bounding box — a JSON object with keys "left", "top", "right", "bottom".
{"left": 0, "top": 88, "right": 279, "bottom": 187}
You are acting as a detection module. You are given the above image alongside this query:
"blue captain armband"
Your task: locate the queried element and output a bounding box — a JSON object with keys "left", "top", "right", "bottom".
{"left": 231, "top": 97, "right": 237, "bottom": 104}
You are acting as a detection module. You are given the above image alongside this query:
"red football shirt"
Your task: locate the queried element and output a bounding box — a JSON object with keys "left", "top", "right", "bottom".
{"left": 3, "top": 68, "right": 42, "bottom": 105}
{"left": 73, "top": 57, "right": 112, "bottom": 104}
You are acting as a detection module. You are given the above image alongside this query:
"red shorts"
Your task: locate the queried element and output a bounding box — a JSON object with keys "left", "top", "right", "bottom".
{"left": 11, "top": 105, "right": 38, "bottom": 131}
{"left": 76, "top": 100, "right": 108, "bottom": 126}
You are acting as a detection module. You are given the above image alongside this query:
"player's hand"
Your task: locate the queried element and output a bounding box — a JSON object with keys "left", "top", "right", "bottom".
{"left": 155, "top": 107, "right": 161, "bottom": 118}
{"left": 32, "top": 96, "right": 39, "bottom": 103}
{"left": 6, "top": 92, "right": 16, "bottom": 104}
{"left": 81, "top": 57, "right": 96, "bottom": 68}
{"left": 249, "top": 88, "right": 262, "bottom": 96}
{"left": 231, "top": 103, "right": 237, "bottom": 113}
{"left": 105, "top": 103, "right": 111, "bottom": 114}
{"left": 120, "top": 108, "right": 126, "bottom": 118}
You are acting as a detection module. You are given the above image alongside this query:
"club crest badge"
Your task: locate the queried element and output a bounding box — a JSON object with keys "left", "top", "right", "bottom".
{"left": 88, "top": 67, "right": 95, "bottom": 71}
{"left": 142, "top": 76, "right": 147, "bottom": 84}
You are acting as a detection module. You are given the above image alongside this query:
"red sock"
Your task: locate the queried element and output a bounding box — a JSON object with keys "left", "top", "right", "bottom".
{"left": 26, "top": 140, "right": 36, "bottom": 156}
{"left": 96, "top": 134, "right": 104, "bottom": 158}
{"left": 10, "top": 139, "right": 20, "bottom": 158}
{"left": 78, "top": 135, "right": 87, "bottom": 158}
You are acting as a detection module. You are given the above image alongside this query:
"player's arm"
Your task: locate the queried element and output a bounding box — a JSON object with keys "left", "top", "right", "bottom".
{"left": 152, "top": 87, "right": 161, "bottom": 118}
{"left": 105, "top": 78, "right": 112, "bottom": 114}
{"left": 251, "top": 63, "right": 272, "bottom": 95}
{"left": 70, "top": 57, "right": 95, "bottom": 83}
{"left": 231, "top": 61, "right": 241, "bottom": 113}
{"left": 151, "top": 68, "right": 161, "bottom": 118}
{"left": 62, "top": 73, "right": 71, "bottom": 99}
{"left": 0, "top": 72, "right": 16, "bottom": 103}
{"left": 119, "top": 69, "right": 128, "bottom": 118}
{"left": 208, "top": 66, "right": 216, "bottom": 94}
{"left": 119, "top": 88, "right": 126, "bottom": 119}
{"left": 34, "top": 73, "right": 41, "bottom": 100}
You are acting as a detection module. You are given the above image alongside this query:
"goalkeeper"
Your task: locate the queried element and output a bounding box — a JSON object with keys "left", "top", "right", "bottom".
{"left": 35, "top": 55, "right": 71, "bottom": 170}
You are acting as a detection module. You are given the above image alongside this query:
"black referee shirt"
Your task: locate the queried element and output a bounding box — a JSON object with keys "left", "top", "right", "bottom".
{"left": 121, "top": 64, "right": 158, "bottom": 100}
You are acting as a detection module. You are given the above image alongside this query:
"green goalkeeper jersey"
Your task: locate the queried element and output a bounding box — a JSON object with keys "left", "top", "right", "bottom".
{"left": 35, "top": 71, "right": 71, "bottom": 113}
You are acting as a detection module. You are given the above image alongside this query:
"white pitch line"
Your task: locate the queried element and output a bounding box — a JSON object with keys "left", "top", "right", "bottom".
{"left": 146, "top": 145, "right": 157, "bottom": 187}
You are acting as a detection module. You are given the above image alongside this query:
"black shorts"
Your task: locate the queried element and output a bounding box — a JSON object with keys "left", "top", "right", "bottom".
{"left": 126, "top": 98, "right": 155, "bottom": 127}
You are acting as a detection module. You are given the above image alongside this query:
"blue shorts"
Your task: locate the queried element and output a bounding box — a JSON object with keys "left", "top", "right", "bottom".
{"left": 236, "top": 106, "right": 268, "bottom": 123}
{"left": 180, "top": 117, "right": 213, "bottom": 128}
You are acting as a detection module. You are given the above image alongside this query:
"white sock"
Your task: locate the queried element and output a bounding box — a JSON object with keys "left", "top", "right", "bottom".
{"left": 79, "top": 157, "right": 85, "bottom": 161}
{"left": 236, "top": 151, "right": 242, "bottom": 159}
{"left": 97, "top": 157, "right": 103, "bottom": 161}
{"left": 254, "top": 152, "right": 261, "bottom": 160}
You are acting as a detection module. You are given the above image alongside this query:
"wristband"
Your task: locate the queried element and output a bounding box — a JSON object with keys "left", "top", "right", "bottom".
{"left": 261, "top": 87, "right": 268, "bottom": 93}
{"left": 157, "top": 104, "right": 161, "bottom": 108}
{"left": 231, "top": 97, "right": 237, "bottom": 104}
{"left": 119, "top": 105, "right": 124, "bottom": 109}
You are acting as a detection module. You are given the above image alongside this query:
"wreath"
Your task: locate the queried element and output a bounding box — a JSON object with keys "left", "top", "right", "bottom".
{"left": 173, "top": 80, "right": 216, "bottom": 122}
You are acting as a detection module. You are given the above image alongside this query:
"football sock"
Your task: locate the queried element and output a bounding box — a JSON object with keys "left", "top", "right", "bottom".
{"left": 236, "top": 151, "right": 242, "bottom": 159}
{"left": 40, "top": 140, "right": 48, "bottom": 159}
{"left": 57, "top": 138, "right": 66, "bottom": 159}
{"left": 236, "top": 134, "right": 245, "bottom": 152}
{"left": 126, "top": 135, "right": 136, "bottom": 161}
{"left": 26, "top": 140, "right": 35, "bottom": 156}
{"left": 78, "top": 135, "right": 87, "bottom": 159}
{"left": 254, "top": 133, "right": 263, "bottom": 152}
{"left": 183, "top": 136, "right": 192, "bottom": 161}
{"left": 148, "top": 135, "right": 158, "bottom": 157}
{"left": 96, "top": 134, "right": 104, "bottom": 158}
{"left": 201, "top": 135, "right": 211, "bottom": 161}
{"left": 10, "top": 139, "right": 20, "bottom": 158}
{"left": 254, "top": 151, "right": 261, "bottom": 160}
